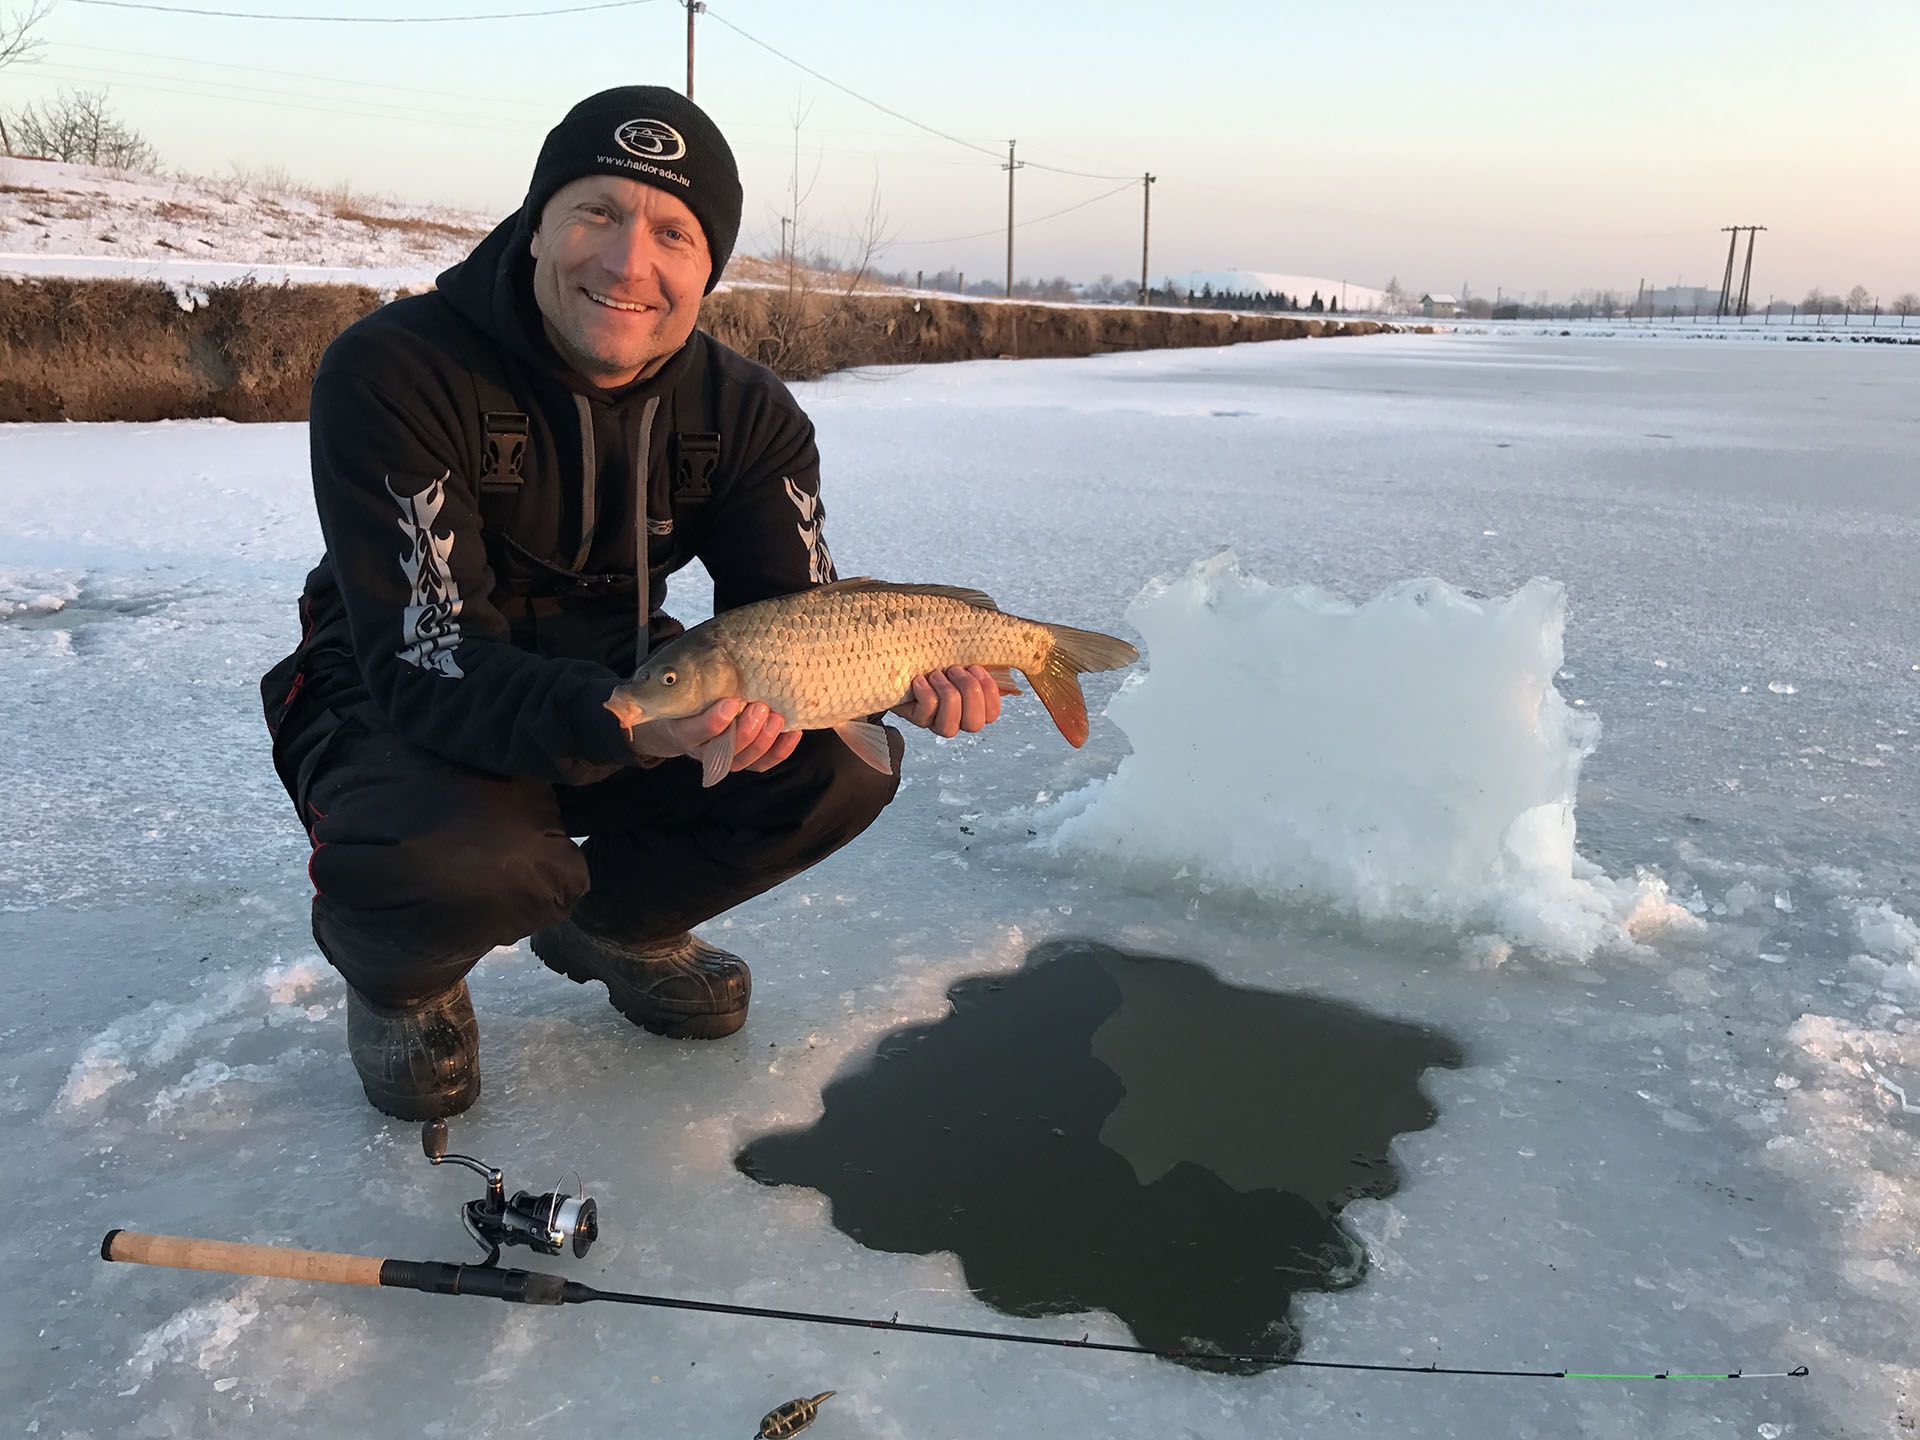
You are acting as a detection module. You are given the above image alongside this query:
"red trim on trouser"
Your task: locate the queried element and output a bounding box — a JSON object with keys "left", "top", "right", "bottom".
{"left": 306, "top": 803, "right": 327, "bottom": 898}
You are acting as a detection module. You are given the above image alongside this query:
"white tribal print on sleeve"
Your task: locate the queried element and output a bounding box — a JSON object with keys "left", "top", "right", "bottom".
{"left": 385, "top": 472, "right": 465, "bottom": 679}
{"left": 783, "top": 475, "right": 836, "bottom": 584}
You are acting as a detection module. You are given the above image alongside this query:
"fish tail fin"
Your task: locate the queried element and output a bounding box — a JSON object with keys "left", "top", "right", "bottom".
{"left": 1023, "top": 624, "right": 1139, "bottom": 748}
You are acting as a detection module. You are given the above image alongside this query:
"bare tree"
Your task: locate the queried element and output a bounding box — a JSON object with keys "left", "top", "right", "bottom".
{"left": 1845, "top": 284, "right": 1872, "bottom": 313}
{"left": 753, "top": 177, "right": 896, "bottom": 380}
{"left": 8, "top": 87, "right": 159, "bottom": 170}
{"left": 0, "top": 0, "right": 49, "bottom": 70}
{"left": 1802, "top": 286, "right": 1840, "bottom": 316}
{"left": 0, "top": 0, "right": 54, "bottom": 155}
{"left": 1891, "top": 293, "right": 1920, "bottom": 317}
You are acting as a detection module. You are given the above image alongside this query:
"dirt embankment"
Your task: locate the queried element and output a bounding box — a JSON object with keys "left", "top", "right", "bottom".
{"left": 0, "top": 276, "right": 1400, "bottom": 423}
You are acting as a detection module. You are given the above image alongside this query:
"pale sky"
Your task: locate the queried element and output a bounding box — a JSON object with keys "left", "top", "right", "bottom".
{"left": 10, "top": 0, "right": 1919, "bottom": 301}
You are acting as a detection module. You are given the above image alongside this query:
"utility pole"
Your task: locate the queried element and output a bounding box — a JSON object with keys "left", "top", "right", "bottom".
{"left": 1003, "top": 141, "right": 1022, "bottom": 298}
{"left": 684, "top": 0, "right": 703, "bottom": 100}
{"left": 1138, "top": 172, "right": 1155, "bottom": 305}
{"left": 1736, "top": 226, "right": 1764, "bottom": 317}
{"left": 1715, "top": 225, "right": 1765, "bottom": 316}
{"left": 1716, "top": 226, "right": 1739, "bottom": 317}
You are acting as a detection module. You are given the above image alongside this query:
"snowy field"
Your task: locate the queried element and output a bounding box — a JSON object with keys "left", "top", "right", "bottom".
{"left": 1, "top": 330, "right": 1915, "bottom": 1437}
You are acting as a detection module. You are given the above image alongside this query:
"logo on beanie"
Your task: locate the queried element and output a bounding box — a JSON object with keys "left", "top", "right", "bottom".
{"left": 614, "top": 119, "right": 687, "bottom": 162}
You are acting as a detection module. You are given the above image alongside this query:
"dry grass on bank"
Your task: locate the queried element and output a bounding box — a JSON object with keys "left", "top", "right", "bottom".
{"left": 0, "top": 273, "right": 1395, "bottom": 422}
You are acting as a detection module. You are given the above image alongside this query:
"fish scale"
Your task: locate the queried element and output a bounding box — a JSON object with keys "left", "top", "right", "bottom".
{"left": 608, "top": 578, "right": 1138, "bottom": 784}
{"left": 734, "top": 590, "right": 1054, "bottom": 726}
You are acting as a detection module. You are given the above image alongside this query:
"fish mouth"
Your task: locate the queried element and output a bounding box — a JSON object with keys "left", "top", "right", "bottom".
{"left": 604, "top": 688, "right": 648, "bottom": 730}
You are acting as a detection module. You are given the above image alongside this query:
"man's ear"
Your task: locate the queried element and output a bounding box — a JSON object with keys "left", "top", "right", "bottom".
{"left": 528, "top": 223, "right": 543, "bottom": 259}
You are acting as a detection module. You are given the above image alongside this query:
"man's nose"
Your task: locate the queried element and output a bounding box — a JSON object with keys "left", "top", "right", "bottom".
{"left": 600, "top": 222, "right": 661, "bottom": 281}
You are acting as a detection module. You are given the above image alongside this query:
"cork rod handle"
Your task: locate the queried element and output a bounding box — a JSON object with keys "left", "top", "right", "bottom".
{"left": 101, "top": 1230, "right": 385, "bottom": 1288}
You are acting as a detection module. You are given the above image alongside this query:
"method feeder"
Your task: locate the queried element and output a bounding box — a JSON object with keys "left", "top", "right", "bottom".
{"left": 100, "top": 1122, "right": 1810, "bottom": 1384}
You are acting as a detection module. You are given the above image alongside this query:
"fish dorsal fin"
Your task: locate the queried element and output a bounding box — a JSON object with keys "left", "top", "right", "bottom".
{"left": 809, "top": 578, "right": 1001, "bottom": 611}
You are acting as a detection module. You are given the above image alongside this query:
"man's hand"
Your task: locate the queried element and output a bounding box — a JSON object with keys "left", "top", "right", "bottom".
{"left": 891, "top": 665, "right": 1004, "bottom": 738}
{"left": 625, "top": 698, "right": 803, "bottom": 775}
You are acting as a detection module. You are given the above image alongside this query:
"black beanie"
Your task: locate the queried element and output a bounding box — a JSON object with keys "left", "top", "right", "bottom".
{"left": 523, "top": 86, "right": 742, "bottom": 293}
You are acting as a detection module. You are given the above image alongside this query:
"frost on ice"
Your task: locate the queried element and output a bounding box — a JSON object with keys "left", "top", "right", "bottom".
{"left": 1040, "top": 552, "right": 1693, "bottom": 959}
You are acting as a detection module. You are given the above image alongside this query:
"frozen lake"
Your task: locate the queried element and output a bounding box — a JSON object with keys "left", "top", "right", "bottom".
{"left": 1, "top": 330, "right": 1913, "bottom": 1437}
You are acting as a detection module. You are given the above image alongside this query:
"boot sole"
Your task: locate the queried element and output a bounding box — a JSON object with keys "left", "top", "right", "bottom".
{"left": 359, "top": 1070, "right": 479, "bottom": 1121}
{"left": 534, "top": 930, "right": 748, "bottom": 1040}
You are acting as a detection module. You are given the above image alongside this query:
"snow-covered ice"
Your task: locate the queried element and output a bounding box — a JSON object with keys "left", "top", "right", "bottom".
{"left": 1, "top": 331, "right": 1915, "bottom": 1436}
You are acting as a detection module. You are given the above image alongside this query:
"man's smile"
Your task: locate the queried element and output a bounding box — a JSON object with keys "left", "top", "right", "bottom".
{"left": 583, "top": 288, "right": 657, "bottom": 313}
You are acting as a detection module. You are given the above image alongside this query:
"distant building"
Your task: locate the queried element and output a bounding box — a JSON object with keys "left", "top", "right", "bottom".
{"left": 1421, "top": 293, "right": 1458, "bottom": 318}
{"left": 1646, "top": 285, "right": 1721, "bottom": 315}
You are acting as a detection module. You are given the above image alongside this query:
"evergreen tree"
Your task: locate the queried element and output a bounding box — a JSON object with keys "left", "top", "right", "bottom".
{"left": 1309, "top": 290, "right": 1324, "bottom": 313}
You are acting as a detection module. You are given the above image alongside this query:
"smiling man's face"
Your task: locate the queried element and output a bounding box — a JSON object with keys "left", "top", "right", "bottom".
{"left": 528, "top": 175, "right": 711, "bottom": 387}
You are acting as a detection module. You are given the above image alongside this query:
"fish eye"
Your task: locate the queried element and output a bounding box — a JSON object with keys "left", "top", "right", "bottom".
{"left": 661, "top": 670, "right": 678, "bottom": 686}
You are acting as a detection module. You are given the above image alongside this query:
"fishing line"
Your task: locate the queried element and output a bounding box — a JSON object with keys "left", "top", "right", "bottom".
{"left": 98, "top": 1121, "right": 1809, "bottom": 1384}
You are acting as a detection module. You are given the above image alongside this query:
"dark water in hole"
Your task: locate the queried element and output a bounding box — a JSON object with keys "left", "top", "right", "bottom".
{"left": 735, "top": 938, "right": 1465, "bottom": 1372}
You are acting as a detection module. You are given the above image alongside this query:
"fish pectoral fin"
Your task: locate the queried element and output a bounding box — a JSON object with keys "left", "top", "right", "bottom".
{"left": 698, "top": 727, "right": 738, "bottom": 789}
{"left": 832, "top": 720, "right": 897, "bottom": 775}
{"left": 982, "top": 664, "right": 1023, "bottom": 697}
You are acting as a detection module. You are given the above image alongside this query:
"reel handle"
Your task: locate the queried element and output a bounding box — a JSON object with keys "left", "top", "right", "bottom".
{"left": 102, "top": 1230, "right": 384, "bottom": 1287}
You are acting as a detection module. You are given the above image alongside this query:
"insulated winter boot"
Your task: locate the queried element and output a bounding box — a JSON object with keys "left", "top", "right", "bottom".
{"left": 531, "top": 920, "right": 751, "bottom": 1039}
{"left": 345, "top": 980, "right": 480, "bottom": 1120}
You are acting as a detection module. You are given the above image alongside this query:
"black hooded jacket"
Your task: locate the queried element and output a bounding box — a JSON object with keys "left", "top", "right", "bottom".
{"left": 261, "top": 211, "right": 835, "bottom": 786}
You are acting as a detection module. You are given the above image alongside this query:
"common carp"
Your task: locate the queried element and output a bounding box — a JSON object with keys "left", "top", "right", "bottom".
{"left": 606, "top": 578, "right": 1138, "bottom": 786}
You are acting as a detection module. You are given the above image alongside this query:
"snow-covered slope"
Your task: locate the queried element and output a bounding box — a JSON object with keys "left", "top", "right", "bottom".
{"left": 0, "top": 157, "right": 491, "bottom": 277}
{"left": 0, "top": 158, "right": 847, "bottom": 294}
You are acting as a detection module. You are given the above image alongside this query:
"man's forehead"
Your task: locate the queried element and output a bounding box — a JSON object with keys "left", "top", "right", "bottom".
{"left": 551, "top": 176, "right": 702, "bottom": 229}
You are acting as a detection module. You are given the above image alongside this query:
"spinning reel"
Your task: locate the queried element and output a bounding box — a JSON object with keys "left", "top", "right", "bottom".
{"left": 421, "top": 1119, "right": 597, "bottom": 1267}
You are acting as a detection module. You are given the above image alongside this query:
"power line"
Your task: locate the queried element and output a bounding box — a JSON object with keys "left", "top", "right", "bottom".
{"left": 28, "top": 57, "right": 526, "bottom": 125}
{"left": 892, "top": 179, "right": 1139, "bottom": 248}
{"left": 20, "top": 62, "right": 530, "bottom": 132}
{"left": 69, "top": 0, "right": 656, "bottom": 21}
{"left": 701, "top": 6, "right": 1002, "bottom": 161}
{"left": 702, "top": 4, "right": 1137, "bottom": 182}
{"left": 41, "top": 46, "right": 1002, "bottom": 166}
{"left": 52, "top": 41, "right": 557, "bottom": 110}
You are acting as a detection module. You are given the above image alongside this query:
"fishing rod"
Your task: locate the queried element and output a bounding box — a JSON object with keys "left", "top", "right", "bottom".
{"left": 99, "top": 1122, "right": 1809, "bottom": 1385}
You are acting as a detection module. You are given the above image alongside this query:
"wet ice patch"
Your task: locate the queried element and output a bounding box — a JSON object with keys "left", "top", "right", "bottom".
{"left": 1039, "top": 552, "right": 1695, "bottom": 960}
